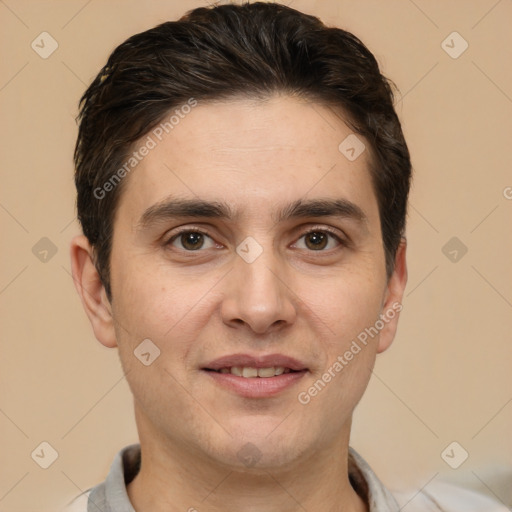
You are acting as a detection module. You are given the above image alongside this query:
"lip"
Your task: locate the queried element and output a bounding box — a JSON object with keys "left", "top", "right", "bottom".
{"left": 204, "top": 353, "right": 308, "bottom": 372}
{"left": 202, "top": 353, "right": 309, "bottom": 398}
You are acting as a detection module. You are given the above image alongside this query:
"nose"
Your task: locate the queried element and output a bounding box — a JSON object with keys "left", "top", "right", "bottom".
{"left": 220, "top": 246, "right": 297, "bottom": 335}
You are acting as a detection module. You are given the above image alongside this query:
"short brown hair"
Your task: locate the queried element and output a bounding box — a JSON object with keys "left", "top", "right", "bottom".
{"left": 74, "top": 1, "right": 411, "bottom": 301}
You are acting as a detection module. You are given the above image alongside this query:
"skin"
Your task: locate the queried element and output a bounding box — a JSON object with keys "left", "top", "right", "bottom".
{"left": 71, "top": 94, "right": 407, "bottom": 512}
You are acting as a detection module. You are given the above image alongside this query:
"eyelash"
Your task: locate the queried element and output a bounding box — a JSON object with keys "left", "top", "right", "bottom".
{"left": 164, "top": 226, "right": 347, "bottom": 252}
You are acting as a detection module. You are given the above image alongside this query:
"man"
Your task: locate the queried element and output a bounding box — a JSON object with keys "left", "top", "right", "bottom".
{"left": 65, "top": 2, "right": 506, "bottom": 511}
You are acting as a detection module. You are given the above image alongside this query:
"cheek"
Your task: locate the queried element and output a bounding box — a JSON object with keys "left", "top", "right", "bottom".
{"left": 111, "top": 259, "right": 216, "bottom": 353}
{"left": 301, "top": 267, "right": 385, "bottom": 345}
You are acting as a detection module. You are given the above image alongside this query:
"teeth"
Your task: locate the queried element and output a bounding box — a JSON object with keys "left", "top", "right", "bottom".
{"left": 217, "top": 366, "right": 289, "bottom": 377}
{"left": 231, "top": 366, "right": 243, "bottom": 376}
{"left": 257, "top": 367, "right": 276, "bottom": 378}
{"left": 242, "top": 367, "right": 258, "bottom": 378}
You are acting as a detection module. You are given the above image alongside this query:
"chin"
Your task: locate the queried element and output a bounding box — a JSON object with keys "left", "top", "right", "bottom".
{"left": 207, "top": 416, "right": 311, "bottom": 471}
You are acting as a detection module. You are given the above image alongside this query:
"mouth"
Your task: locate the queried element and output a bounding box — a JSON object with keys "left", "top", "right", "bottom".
{"left": 202, "top": 354, "right": 308, "bottom": 398}
{"left": 204, "top": 366, "right": 299, "bottom": 377}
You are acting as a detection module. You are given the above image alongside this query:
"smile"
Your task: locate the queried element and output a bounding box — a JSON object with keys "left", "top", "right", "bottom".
{"left": 209, "top": 366, "right": 296, "bottom": 377}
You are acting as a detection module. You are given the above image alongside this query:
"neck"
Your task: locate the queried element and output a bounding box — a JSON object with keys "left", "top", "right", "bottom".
{"left": 127, "top": 417, "right": 368, "bottom": 512}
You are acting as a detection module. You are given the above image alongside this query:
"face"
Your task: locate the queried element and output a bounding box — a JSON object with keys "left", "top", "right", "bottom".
{"left": 75, "top": 95, "right": 406, "bottom": 471}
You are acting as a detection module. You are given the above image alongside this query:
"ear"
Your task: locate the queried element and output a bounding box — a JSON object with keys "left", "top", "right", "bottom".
{"left": 377, "top": 238, "right": 407, "bottom": 354}
{"left": 70, "top": 234, "right": 118, "bottom": 348}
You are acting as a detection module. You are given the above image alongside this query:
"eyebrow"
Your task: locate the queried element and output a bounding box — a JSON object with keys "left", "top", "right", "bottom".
{"left": 136, "top": 196, "right": 368, "bottom": 233}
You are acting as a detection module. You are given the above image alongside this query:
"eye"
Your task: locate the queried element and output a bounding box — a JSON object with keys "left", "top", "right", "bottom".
{"left": 294, "top": 229, "right": 343, "bottom": 251}
{"left": 165, "top": 227, "right": 345, "bottom": 253}
{"left": 166, "top": 229, "right": 217, "bottom": 251}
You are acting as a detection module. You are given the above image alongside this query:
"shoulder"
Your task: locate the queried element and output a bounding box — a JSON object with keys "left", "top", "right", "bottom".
{"left": 61, "top": 489, "right": 91, "bottom": 512}
{"left": 392, "top": 480, "right": 509, "bottom": 512}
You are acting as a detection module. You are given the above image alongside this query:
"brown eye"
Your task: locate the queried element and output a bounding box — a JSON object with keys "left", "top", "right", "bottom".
{"left": 294, "top": 229, "right": 342, "bottom": 251}
{"left": 305, "top": 232, "right": 328, "bottom": 250}
{"left": 167, "top": 230, "right": 216, "bottom": 251}
{"left": 180, "top": 232, "right": 204, "bottom": 250}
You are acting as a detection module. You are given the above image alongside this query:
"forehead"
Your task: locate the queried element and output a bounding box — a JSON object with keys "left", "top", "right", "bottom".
{"left": 114, "top": 95, "right": 378, "bottom": 228}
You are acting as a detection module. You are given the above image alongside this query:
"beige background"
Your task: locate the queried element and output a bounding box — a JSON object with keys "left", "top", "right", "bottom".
{"left": 1, "top": 1, "right": 511, "bottom": 511}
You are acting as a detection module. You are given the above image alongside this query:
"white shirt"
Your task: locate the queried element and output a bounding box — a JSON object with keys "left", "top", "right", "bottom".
{"left": 62, "top": 444, "right": 508, "bottom": 511}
